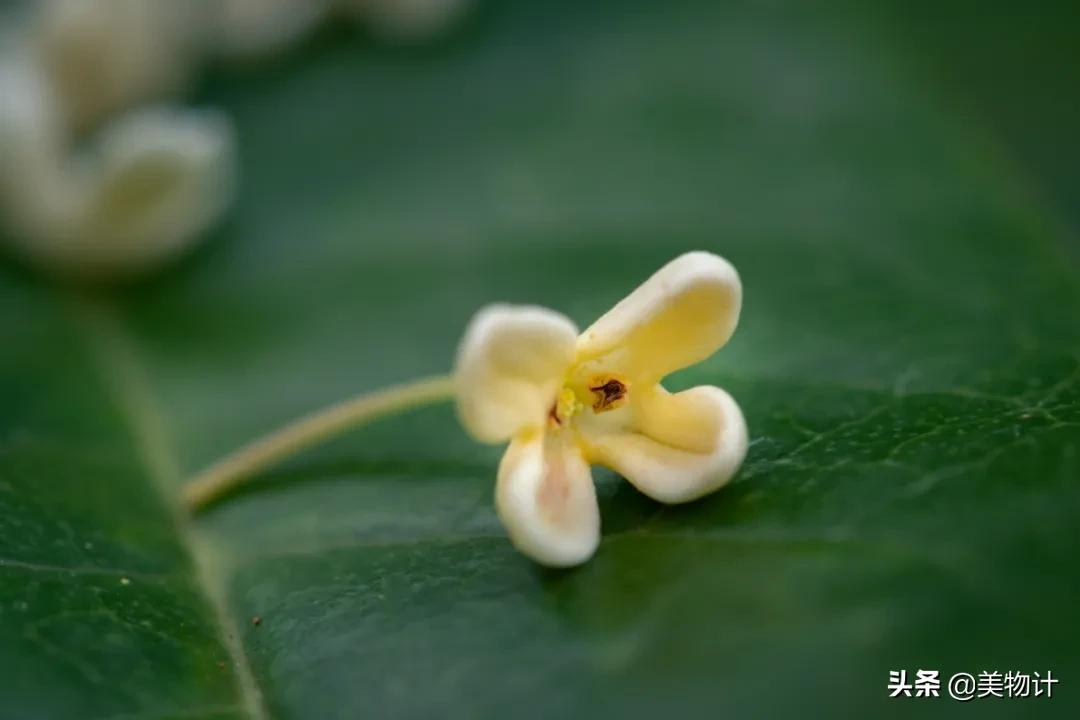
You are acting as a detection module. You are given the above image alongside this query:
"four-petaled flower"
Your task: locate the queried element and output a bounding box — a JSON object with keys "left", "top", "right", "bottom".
{"left": 454, "top": 251, "right": 748, "bottom": 566}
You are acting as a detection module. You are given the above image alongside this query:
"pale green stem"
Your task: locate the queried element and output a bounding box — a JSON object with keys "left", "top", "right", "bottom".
{"left": 183, "top": 374, "right": 455, "bottom": 513}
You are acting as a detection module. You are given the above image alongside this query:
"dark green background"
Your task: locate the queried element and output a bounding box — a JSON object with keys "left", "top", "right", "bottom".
{"left": 2, "top": 0, "right": 1078, "bottom": 717}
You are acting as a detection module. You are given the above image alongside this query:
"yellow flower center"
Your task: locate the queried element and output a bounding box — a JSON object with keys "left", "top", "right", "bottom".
{"left": 549, "top": 387, "right": 583, "bottom": 427}
{"left": 548, "top": 373, "right": 629, "bottom": 428}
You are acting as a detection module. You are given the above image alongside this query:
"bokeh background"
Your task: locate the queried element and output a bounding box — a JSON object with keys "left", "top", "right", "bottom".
{"left": 2, "top": 1, "right": 1078, "bottom": 718}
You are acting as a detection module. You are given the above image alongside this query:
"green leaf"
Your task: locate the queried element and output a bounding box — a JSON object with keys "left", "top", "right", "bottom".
{"left": 3, "top": 0, "right": 1079, "bottom": 717}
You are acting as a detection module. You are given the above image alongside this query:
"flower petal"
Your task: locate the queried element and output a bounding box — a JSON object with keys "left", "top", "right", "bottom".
{"left": 574, "top": 251, "right": 741, "bottom": 383}
{"left": 0, "top": 58, "right": 74, "bottom": 237}
{"left": 582, "top": 385, "right": 747, "bottom": 504}
{"left": 0, "top": 60, "right": 236, "bottom": 278}
{"left": 78, "top": 107, "right": 237, "bottom": 273}
{"left": 454, "top": 304, "right": 578, "bottom": 444}
{"left": 212, "top": 0, "right": 333, "bottom": 60}
{"left": 36, "top": 0, "right": 201, "bottom": 131}
{"left": 496, "top": 430, "right": 600, "bottom": 567}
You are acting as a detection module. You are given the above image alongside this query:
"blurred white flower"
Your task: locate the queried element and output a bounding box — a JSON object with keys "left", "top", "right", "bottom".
{"left": 0, "top": 0, "right": 475, "bottom": 280}
{"left": 33, "top": 0, "right": 206, "bottom": 132}
{"left": 454, "top": 252, "right": 749, "bottom": 567}
{"left": 212, "top": 0, "right": 334, "bottom": 60}
{"left": 0, "top": 59, "right": 236, "bottom": 279}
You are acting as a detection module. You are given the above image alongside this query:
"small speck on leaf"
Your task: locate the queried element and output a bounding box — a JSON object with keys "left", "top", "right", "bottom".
{"left": 251, "top": 616, "right": 262, "bottom": 627}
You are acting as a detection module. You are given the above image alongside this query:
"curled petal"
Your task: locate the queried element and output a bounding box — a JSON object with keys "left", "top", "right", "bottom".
{"left": 1, "top": 86, "right": 236, "bottom": 279}
{"left": 583, "top": 385, "right": 747, "bottom": 504}
{"left": 574, "top": 251, "right": 741, "bottom": 383}
{"left": 0, "top": 58, "right": 73, "bottom": 234}
{"left": 35, "top": 0, "right": 202, "bottom": 131}
{"left": 78, "top": 107, "right": 237, "bottom": 275}
{"left": 496, "top": 431, "right": 600, "bottom": 567}
{"left": 454, "top": 304, "right": 578, "bottom": 444}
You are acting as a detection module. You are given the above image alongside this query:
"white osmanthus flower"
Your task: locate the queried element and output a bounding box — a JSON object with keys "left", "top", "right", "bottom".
{"left": 0, "top": 0, "right": 473, "bottom": 278}
{"left": 0, "top": 59, "right": 236, "bottom": 278}
{"left": 455, "top": 252, "right": 749, "bottom": 567}
{"left": 212, "top": 0, "right": 335, "bottom": 60}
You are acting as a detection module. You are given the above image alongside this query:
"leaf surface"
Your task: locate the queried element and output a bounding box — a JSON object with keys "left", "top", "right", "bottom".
{"left": 2, "top": 0, "right": 1078, "bottom": 717}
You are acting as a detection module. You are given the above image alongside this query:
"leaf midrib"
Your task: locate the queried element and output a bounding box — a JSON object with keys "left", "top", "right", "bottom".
{"left": 71, "top": 296, "right": 268, "bottom": 720}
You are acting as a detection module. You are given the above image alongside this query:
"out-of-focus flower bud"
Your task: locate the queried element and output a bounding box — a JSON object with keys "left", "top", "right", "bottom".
{"left": 34, "top": 0, "right": 206, "bottom": 133}
{"left": 212, "top": 0, "right": 334, "bottom": 60}
{"left": 1, "top": 59, "right": 236, "bottom": 280}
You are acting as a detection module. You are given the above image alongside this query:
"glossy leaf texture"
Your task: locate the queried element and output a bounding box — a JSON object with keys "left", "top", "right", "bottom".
{"left": 2, "top": 0, "right": 1078, "bottom": 718}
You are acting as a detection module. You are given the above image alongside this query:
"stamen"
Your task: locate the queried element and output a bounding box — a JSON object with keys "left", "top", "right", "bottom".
{"left": 588, "top": 375, "right": 628, "bottom": 413}
{"left": 550, "top": 387, "right": 582, "bottom": 426}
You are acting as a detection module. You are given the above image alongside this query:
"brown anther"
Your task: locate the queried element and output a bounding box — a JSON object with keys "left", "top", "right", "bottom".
{"left": 589, "top": 377, "right": 628, "bottom": 413}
